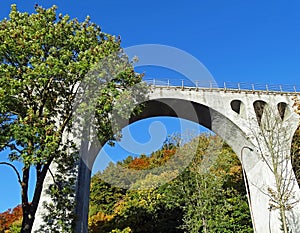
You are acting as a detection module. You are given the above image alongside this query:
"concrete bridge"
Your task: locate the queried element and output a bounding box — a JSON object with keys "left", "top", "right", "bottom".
{"left": 33, "top": 81, "right": 300, "bottom": 233}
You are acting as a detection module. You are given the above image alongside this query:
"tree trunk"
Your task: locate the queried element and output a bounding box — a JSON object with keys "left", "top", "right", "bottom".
{"left": 21, "top": 208, "right": 35, "bottom": 233}
{"left": 20, "top": 160, "right": 51, "bottom": 233}
{"left": 280, "top": 206, "right": 289, "bottom": 233}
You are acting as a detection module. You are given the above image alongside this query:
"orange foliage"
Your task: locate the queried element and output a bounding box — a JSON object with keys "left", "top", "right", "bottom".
{"left": 162, "top": 149, "right": 176, "bottom": 162}
{"left": 126, "top": 148, "right": 178, "bottom": 170}
{"left": 128, "top": 157, "right": 150, "bottom": 170}
{"left": 0, "top": 205, "right": 22, "bottom": 232}
{"left": 127, "top": 149, "right": 177, "bottom": 170}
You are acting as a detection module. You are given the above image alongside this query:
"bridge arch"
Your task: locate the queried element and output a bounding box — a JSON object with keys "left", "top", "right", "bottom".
{"left": 33, "top": 86, "right": 300, "bottom": 233}
{"left": 79, "top": 88, "right": 300, "bottom": 233}
{"left": 74, "top": 95, "right": 258, "bottom": 231}
{"left": 128, "top": 98, "right": 249, "bottom": 158}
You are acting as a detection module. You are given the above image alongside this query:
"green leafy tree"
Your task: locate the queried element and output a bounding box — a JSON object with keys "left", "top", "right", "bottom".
{"left": 88, "top": 135, "right": 253, "bottom": 233}
{"left": 89, "top": 186, "right": 183, "bottom": 233}
{"left": 38, "top": 152, "right": 78, "bottom": 232}
{"left": 0, "top": 4, "right": 144, "bottom": 232}
{"left": 89, "top": 175, "right": 126, "bottom": 217}
{"left": 166, "top": 136, "right": 253, "bottom": 233}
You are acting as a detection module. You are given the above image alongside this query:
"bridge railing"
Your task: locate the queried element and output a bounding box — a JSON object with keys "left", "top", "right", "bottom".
{"left": 142, "top": 78, "right": 300, "bottom": 93}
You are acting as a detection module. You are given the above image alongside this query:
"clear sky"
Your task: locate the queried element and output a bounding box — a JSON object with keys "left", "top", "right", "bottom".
{"left": 1, "top": 0, "right": 300, "bottom": 212}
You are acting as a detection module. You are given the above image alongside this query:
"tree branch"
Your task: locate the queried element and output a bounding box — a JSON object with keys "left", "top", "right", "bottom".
{"left": 31, "top": 157, "right": 53, "bottom": 215}
{"left": 0, "top": 143, "right": 23, "bottom": 155}
{"left": 38, "top": 76, "right": 54, "bottom": 118}
{"left": 48, "top": 166, "right": 57, "bottom": 186}
{"left": 21, "top": 166, "right": 30, "bottom": 206}
{"left": 0, "top": 162, "right": 22, "bottom": 185}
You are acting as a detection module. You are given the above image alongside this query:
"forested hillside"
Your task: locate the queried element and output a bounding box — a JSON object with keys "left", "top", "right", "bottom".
{"left": 88, "top": 135, "right": 253, "bottom": 233}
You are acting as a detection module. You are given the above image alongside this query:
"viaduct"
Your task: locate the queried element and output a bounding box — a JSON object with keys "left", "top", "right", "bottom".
{"left": 33, "top": 82, "right": 300, "bottom": 233}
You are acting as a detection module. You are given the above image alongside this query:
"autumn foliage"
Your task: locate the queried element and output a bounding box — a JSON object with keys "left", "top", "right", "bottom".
{"left": 127, "top": 157, "right": 150, "bottom": 170}
{"left": 88, "top": 135, "right": 254, "bottom": 233}
{"left": 0, "top": 205, "right": 22, "bottom": 232}
{"left": 127, "top": 149, "right": 176, "bottom": 170}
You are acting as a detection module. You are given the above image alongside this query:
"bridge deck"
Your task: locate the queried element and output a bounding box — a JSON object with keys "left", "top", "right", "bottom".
{"left": 143, "top": 78, "right": 300, "bottom": 95}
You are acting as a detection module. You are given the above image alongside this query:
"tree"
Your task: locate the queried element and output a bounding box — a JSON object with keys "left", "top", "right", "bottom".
{"left": 89, "top": 175, "right": 126, "bottom": 217}
{"left": 169, "top": 136, "right": 253, "bottom": 233}
{"left": 249, "top": 100, "right": 300, "bottom": 233}
{"left": 88, "top": 135, "right": 253, "bottom": 233}
{"left": 0, "top": 4, "right": 144, "bottom": 232}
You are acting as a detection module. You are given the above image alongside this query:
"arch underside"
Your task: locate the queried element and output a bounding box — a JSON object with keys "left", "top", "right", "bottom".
{"left": 129, "top": 98, "right": 248, "bottom": 155}
{"left": 130, "top": 99, "right": 212, "bottom": 129}
{"left": 81, "top": 98, "right": 248, "bottom": 177}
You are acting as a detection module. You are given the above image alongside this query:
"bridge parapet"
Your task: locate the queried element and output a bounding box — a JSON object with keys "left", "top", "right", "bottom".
{"left": 143, "top": 78, "right": 300, "bottom": 95}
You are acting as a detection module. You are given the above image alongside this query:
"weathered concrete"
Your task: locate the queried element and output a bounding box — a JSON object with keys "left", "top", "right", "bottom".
{"left": 33, "top": 86, "right": 300, "bottom": 233}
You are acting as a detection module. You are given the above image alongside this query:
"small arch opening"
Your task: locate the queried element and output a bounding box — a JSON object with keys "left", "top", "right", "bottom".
{"left": 277, "top": 102, "right": 287, "bottom": 120}
{"left": 253, "top": 100, "right": 267, "bottom": 126}
{"left": 231, "top": 100, "right": 242, "bottom": 114}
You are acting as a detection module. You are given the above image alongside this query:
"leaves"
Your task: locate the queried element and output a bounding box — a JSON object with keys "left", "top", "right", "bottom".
{"left": 88, "top": 135, "right": 253, "bottom": 233}
{"left": 0, "top": 205, "right": 22, "bottom": 232}
{"left": 0, "top": 4, "right": 145, "bottom": 232}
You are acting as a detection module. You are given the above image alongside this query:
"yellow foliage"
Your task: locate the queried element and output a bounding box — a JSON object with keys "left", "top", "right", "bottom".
{"left": 292, "top": 96, "right": 300, "bottom": 116}
{"left": 88, "top": 211, "right": 115, "bottom": 232}
{"left": 229, "top": 165, "right": 242, "bottom": 176}
{"left": 110, "top": 227, "right": 132, "bottom": 233}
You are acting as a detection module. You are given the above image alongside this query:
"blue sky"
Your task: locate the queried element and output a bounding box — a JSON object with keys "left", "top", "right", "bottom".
{"left": 1, "top": 0, "right": 300, "bottom": 212}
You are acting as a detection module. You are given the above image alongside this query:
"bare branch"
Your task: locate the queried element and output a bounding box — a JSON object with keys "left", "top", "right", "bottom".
{"left": 0, "top": 143, "right": 23, "bottom": 155}
{"left": 0, "top": 162, "right": 22, "bottom": 185}
{"left": 48, "top": 167, "right": 57, "bottom": 186}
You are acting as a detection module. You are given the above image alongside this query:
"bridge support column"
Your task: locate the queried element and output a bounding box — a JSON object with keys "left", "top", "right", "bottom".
{"left": 232, "top": 107, "right": 300, "bottom": 233}
{"left": 241, "top": 149, "right": 300, "bottom": 233}
{"left": 210, "top": 101, "right": 300, "bottom": 233}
